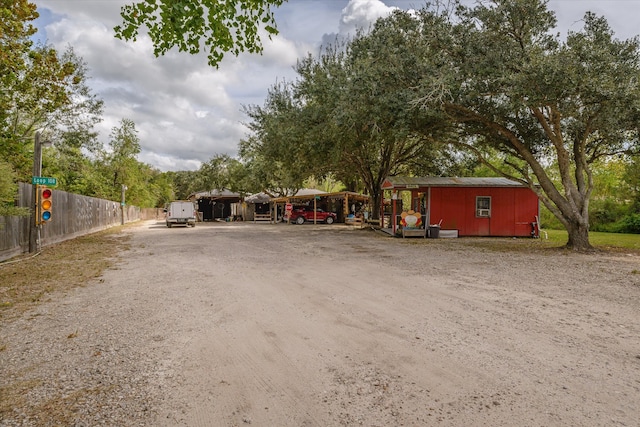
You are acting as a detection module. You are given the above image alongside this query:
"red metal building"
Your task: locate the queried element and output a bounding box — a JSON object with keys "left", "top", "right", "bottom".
{"left": 381, "top": 177, "right": 540, "bottom": 237}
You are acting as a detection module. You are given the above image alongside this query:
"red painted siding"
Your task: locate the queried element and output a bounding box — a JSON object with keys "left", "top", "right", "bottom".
{"left": 430, "top": 187, "right": 538, "bottom": 237}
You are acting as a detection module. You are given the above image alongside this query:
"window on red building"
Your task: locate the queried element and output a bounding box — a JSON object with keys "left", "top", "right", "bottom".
{"left": 476, "top": 196, "right": 491, "bottom": 217}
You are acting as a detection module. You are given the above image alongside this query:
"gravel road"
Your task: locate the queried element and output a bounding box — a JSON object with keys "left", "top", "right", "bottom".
{"left": 1, "top": 220, "right": 639, "bottom": 426}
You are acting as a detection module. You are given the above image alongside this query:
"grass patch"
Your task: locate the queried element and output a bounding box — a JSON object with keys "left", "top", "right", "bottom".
{"left": 451, "top": 229, "right": 640, "bottom": 255}
{"left": 0, "top": 380, "right": 116, "bottom": 425}
{"left": 0, "top": 226, "right": 132, "bottom": 322}
{"left": 0, "top": 379, "right": 43, "bottom": 417}
{"left": 544, "top": 229, "right": 640, "bottom": 252}
{"left": 0, "top": 225, "right": 135, "bottom": 425}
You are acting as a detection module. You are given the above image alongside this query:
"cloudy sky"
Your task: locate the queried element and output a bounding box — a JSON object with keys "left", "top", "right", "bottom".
{"left": 33, "top": 0, "right": 640, "bottom": 172}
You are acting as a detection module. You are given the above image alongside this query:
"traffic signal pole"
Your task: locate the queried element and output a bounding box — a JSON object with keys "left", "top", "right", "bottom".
{"left": 29, "top": 132, "right": 43, "bottom": 253}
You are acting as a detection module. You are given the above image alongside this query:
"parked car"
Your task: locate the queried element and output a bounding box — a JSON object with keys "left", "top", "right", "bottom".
{"left": 290, "top": 207, "right": 337, "bottom": 225}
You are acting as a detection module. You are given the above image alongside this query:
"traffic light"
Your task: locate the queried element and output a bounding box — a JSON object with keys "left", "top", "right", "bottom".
{"left": 38, "top": 185, "right": 53, "bottom": 223}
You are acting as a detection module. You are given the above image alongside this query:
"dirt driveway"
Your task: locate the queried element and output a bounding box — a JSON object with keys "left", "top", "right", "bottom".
{"left": 1, "top": 220, "right": 639, "bottom": 426}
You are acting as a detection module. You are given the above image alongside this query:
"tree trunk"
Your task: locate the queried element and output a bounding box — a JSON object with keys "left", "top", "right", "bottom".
{"left": 370, "top": 191, "right": 382, "bottom": 220}
{"left": 564, "top": 220, "right": 594, "bottom": 251}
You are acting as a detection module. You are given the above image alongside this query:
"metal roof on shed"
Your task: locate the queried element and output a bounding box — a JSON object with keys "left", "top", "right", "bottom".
{"left": 189, "top": 188, "right": 242, "bottom": 201}
{"left": 244, "top": 192, "right": 272, "bottom": 203}
{"left": 271, "top": 190, "right": 369, "bottom": 203}
{"left": 382, "top": 176, "right": 526, "bottom": 189}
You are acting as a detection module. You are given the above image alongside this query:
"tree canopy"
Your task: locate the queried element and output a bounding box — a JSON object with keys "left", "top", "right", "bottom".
{"left": 115, "top": 0, "right": 285, "bottom": 67}
{"left": 240, "top": 12, "right": 463, "bottom": 212}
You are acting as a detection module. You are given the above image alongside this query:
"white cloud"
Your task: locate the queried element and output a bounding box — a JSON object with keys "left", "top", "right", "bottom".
{"left": 339, "top": 0, "right": 398, "bottom": 35}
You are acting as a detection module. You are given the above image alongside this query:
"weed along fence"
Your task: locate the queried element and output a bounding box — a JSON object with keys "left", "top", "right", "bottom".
{"left": 0, "top": 182, "right": 140, "bottom": 261}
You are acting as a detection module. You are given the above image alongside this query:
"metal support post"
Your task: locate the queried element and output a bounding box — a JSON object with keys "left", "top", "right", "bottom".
{"left": 121, "top": 184, "right": 127, "bottom": 225}
{"left": 29, "top": 132, "right": 43, "bottom": 253}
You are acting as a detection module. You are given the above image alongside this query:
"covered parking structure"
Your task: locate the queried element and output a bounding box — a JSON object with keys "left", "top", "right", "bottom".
{"left": 189, "top": 189, "right": 242, "bottom": 221}
{"left": 271, "top": 190, "right": 370, "bottom": 224}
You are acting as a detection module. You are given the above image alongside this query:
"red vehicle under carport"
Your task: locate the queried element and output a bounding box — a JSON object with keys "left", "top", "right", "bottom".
{"left": 290, "top": 207, "right": 337, "bottom": 225}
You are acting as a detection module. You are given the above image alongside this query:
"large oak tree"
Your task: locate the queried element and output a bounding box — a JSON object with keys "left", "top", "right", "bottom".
{"left": 242, "top": 13, "right": 455, "bottom": 214}
{"left": 408, "top": 0, "right": 640, "bottom": 250}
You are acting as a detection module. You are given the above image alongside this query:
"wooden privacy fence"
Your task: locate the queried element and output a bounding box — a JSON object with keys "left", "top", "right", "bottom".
{"left": 0, "top": 182, "right": 140, "bottom": 262}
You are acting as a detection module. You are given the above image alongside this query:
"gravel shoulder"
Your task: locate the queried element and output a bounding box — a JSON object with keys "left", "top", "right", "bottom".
{"left": 1, "top": 220, "right": 639, "bottom": 426}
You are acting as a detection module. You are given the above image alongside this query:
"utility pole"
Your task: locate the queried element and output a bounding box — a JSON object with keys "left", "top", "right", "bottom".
{"left": 121, "top": 184, "right": 127, "bottom": 225}
{"left": 29, "top": 131, "right": 53, "bottom": 253}
{"left": 29, "top": 132, "right": 43, "bottom": 253}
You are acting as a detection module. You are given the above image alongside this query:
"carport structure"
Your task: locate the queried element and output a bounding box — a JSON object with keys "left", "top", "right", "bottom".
{"left": 189, "top": 189, "right": 242, "bottom": 221}
{"left": 271, "top": 190, "right": 370, "bottom": 224}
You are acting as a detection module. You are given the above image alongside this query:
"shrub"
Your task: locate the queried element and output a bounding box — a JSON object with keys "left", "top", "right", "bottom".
{"left": 589, "top": 198, "right": 628, "bottom": 231}
{"left": 618, "top": 213, "right": 640, "bottom": 234}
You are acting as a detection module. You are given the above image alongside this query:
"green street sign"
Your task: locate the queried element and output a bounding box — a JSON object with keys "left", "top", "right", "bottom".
{"left": 32, "top": 176, "right": 57, "bottom": 186}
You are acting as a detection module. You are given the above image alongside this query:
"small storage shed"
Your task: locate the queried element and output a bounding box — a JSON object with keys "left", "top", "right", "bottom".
{"left": 244, "top": 192, "right": 273, "bottom": 222}
{"left": 381, "top": 177, "right": 540, "bottom": 237}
